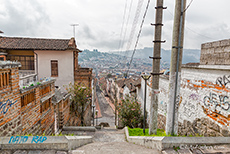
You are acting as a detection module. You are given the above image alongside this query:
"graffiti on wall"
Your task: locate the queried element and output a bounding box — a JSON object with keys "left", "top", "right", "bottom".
{"left": 216, "top": 75, "right": 230, "bottom": 87}
{"left": 8, "top": 136, "right": 47, "bottom": 144}
{"left": 0, "top": 99, "right": 17, "bottom": 114}
{"left": 179, "top": 94, "right": 200, "bottom": 121}
{"left": 181, "top": 77, "right": 230, "bottom": 126}
{"left": 203, "top": 92, "right": 230, "bottom": 114}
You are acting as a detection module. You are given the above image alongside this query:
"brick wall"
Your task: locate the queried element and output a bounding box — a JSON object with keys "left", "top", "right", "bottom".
{"left": 200, "top": 39, "right": 230, "bottom": 65}
{"left": 0, "top": 65, "right": 22, "bottom": 136}
{"left": 58, "top": 97, "right": 70, "bottom": 129}
{"left": 0, "top": 62, "right": 58, "bottom": 136}
{"left": 74, "top": 68, "right": 92, "bottom": 88}
{"left": 20, "top": 89, "right": 41, "bottom": 135}
{"left": 0, "top": 61, "right": 92, "bottom": 136}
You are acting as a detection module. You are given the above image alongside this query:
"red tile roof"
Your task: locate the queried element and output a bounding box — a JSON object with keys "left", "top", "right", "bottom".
{"left": 0, "top": 37, "right": 76, "bottom": 51}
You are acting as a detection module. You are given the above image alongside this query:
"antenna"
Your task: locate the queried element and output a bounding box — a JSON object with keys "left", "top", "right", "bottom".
{"left": 70, "top": 24, "right": 79, "bottom": 39}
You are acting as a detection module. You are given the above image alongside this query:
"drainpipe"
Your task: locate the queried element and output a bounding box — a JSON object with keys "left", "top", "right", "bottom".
{"left": 33, "top": 51, "right": 38, "bottom": 81}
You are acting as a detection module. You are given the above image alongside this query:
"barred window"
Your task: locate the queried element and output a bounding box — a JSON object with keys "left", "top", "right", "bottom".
{"left": 21, "top": 90, "right": 35, "bottom": 107}
{"left": 51, "top": 60, "right": 58, "bottom": 77}
{"left": 41, "top": 98, "right": 51, "bottom": 113}
{"left": 7, "top": 55, "right": 34, "bottom": 70}
{"left": 0, "top": 70, "right": 10, "bottom": 89}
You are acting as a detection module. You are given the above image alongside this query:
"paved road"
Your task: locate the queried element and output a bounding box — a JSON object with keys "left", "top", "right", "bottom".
{"left": 95, "top": 85, "right": 115, "bottom": 127}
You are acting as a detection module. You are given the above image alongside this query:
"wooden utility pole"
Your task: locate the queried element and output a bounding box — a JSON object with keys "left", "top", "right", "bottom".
{"left": 166, "top": 0, "right": 186, "bottom": 135}
{"left": 149, "top": 0, "right": 166, "bottom": 135}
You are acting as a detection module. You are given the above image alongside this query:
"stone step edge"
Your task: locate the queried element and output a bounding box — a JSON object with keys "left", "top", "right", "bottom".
{"left": 124, "top": 127, "right": 230, "bottom": 151}
{"left": 0, "top": 136, "right": 93, "bottom": 151}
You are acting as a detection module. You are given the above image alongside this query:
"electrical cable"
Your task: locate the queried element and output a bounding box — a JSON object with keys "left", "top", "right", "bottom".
{"left": 117, "top": 0, "right": 128, "bottom": 52}
{"left": 166, "top": 9, "right": 214, "bottom": 40}
{"left": 121, "top": 0, "right": 134, "bottom": 52}
{"left": 183, "top": 0, "right": 194, "bottom": 12}
{"left": 125, "top": 0, "right": 151, "bottom": 78}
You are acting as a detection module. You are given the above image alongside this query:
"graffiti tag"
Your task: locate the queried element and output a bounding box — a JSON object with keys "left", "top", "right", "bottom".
{"left": 31, "top": 136, "right": 47, "bottom": 143}
{"left": 203, "top": 93, "right": 230, "bottom": 113}
{"left": 0, "top": 99, "right": 17, "bottom": 114}
{"left": 216, "top": 75, "right": 230, "bottom": 87}
{"left": 8, "top": 136, "right": 47, "bottom": 144}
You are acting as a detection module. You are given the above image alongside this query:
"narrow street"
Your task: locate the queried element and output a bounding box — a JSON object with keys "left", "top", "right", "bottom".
{"left": 71, "top": 84, "right": 160, "bottom": 154}
{"left": 95, "top": 84, "right": 115, "bottom": 127}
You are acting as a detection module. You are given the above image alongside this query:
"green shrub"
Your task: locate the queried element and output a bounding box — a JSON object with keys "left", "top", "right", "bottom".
{"left": 118, "top": 95, "right": 145, "bottom": 128}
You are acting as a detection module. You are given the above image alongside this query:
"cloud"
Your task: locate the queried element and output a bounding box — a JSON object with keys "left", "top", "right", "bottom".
{"left": 1, "top": 0, "right": 230, "bottom": 52}
{"left": 78, "top": 25, "right": 96, "bottom": 40}
{"left": 0, "top": 0, "right": 50, "bottom": 37}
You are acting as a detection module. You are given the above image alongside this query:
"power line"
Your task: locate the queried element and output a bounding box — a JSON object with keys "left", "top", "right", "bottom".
{"left": 117, "top": 0, "right": 128, "bottom": 52}
{"left": 125, "top": 0, "right": 144, "bottom": 52}
{"left": 183, "top": 0, "right": 194, "bottom": 12}
{"left": 123, "top": 0, "right": 144, "bottom": 75}
{"left": 121, "top": 0, "right": 134, "bottom": 52}
{"left": 125, "top": 0, "right": 151, "bottom": 78}
{"left": 166, "top": 9, "right": 214, "bottom": 40}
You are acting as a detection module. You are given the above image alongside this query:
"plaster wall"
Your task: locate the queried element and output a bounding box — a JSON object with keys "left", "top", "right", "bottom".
{"left": 138, "top": 65, "right": 230, "bottom": 136}
{"left": 35, "top": 50, "right": 74, "bottom": 92}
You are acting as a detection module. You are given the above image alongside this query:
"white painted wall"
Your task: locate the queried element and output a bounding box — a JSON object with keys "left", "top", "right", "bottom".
{"left": 35, "top": 50, "right": 74, "bottom": 92}
{"left": 137, "top": 65, "right": 230, "bottom": 132}
{"left": 179, "top": 65, "right": 230, "bottom": 130}
{"left": 123, "top": 86, "right": 130, "bottom": 98}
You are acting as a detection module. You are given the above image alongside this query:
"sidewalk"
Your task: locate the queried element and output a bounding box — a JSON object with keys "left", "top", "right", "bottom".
{"left": 95, "top": 93, "right": 102, "bottom": 118}
{"left": 104, "top": 96, "right": 115, "bottom": 112}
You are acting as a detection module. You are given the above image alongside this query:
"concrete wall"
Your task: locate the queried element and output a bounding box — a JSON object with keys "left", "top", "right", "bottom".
{"left": 178, "top": 65, "right": 230, "bottom": 136}
{"left": 200, "top": 39, "right": 230, "bottom": 65}
{"left": 139, "top": 65, "right": 230, "bottom": 136}
{"left": 35, "top": 50, "right": 74, "bottom": 92}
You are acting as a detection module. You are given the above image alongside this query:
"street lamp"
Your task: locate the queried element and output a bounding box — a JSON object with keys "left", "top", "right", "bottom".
{"left": 92, "top": 104, "right": 96, "bottom": 126}
{"left": 141, "top": 73, "right": 151, "bottom": 134}
{"left": 95, "top": 110, "right": 98, "bottom": 126}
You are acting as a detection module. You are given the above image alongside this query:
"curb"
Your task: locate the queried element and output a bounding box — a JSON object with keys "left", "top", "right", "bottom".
{"left": 63, "top": 126, "right": 97, "bottom": 132}
{"left": 124, "top": 127, "right": 230, "bottom": 151}
{"left": 0, "top": 135, "right": 93, "bottom": 151}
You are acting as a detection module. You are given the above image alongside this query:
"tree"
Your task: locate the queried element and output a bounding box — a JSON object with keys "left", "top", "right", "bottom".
{"left": 106, "top": 73, "right": 112, "bottom": 78}
{"left": 66, "top": 83, "right": 91, "bottom": 126}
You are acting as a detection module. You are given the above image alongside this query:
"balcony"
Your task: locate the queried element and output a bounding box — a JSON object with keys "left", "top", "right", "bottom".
{"left": 19, "top": 74, "right": 55, "bottom": 90}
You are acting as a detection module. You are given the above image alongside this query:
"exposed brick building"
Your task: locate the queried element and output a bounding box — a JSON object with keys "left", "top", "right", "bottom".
{"left": 0, "top": 61, "right": 74, "bottom": 136}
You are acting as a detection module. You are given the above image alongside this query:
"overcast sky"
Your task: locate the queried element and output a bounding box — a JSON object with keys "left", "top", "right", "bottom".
{"left": 0, "top": 0, "right": 230, "bottom": 52}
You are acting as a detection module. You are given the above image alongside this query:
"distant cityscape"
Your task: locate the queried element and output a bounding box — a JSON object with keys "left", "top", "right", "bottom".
{"left": 79, "top": 48, "right": 200, "bottom": 78}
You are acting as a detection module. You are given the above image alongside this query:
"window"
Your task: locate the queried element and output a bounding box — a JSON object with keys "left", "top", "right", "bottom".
{"left": 21, "top": 90, "right": 35, "bottom": 107}
{"left": 40, "top": 84, "right": 51, "bottom": 96}
{"left": 41, "top": 98, "right": 51, "bottom": 113}
{"left": 51, "top": 60, "right": 58, "bottom": 77}
{"left": 7, "top": 55, "right": 34, "bottom": 70}
{"left": 0, "top": 70, "right": 10, "bottom": 89}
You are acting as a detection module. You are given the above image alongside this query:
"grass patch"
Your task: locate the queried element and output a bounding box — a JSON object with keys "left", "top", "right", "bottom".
{"left": 128, "top": 127, "right": 203, "bottom": 137}
{"left": 128, "top": 127, "right": 169, "bottom": 136}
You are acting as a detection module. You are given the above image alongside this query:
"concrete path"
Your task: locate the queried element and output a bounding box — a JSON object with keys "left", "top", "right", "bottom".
{"left": 72, "top": 128, "right": 161, "bottom": 154}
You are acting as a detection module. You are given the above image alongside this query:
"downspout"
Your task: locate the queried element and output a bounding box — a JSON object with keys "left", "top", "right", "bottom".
{"left": 33, "top": 51, "right": 38, "bottom": 81}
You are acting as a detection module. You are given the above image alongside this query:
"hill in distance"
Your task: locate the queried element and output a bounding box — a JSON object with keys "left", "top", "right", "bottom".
{"left": 112, "top": 47, "right": 200, "bottom": 64}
